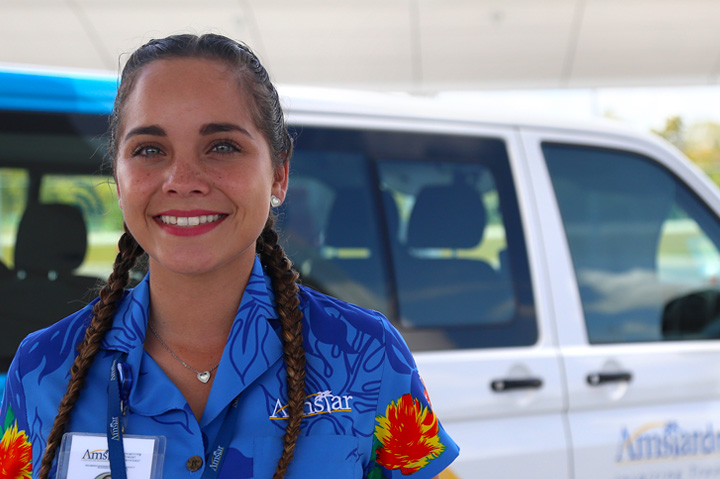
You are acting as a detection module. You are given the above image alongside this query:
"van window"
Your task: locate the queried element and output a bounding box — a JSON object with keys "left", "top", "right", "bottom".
{"left": 0, "top": 110, "right": 116, "bottom": 369}
{"left": 0, "top": 168, "right": 28, "bottom": 269}
{"left": 544, "top": 143, "right": 720, "bottom": 343}
{"left": 39, "top": 174, "right": 123, "bottom": 277}
{"left": 281, "top": 127, "right": 537, "bottom": 350}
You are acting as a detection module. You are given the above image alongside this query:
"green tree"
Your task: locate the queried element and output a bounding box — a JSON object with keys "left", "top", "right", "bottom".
{"left": 652, "top": 116, "right": 720, "bottom": 186}
{"left": 652, "top": 116, "right": 685, "bottom": 151}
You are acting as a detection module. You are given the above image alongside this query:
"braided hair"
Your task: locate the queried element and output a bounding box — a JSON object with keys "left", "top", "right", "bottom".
{"left": 38, "top": 228, "right": 144, "bottom": 479}
{"left": 39, "top": 34, "right": 305, "bottom": 479}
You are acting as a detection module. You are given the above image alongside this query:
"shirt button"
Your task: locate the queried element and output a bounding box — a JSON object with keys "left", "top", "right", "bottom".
{"left": 187, "top": 455, "right": 203, "bottom": 472}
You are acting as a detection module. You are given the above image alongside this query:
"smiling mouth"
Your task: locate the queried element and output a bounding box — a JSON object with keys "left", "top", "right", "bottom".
{"left": 157, "top": 214, "right": 226, "bottom": 227}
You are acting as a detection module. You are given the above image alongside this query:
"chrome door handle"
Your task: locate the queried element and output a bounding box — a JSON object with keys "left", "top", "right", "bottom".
{"left": 586, "top": 371, "right": 632, "bottom": 386}
{"left": 490, "top": 378, "right": 543, "bottom": 392}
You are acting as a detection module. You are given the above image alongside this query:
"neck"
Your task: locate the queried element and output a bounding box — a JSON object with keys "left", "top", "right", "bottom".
{"left": 146, "top": 255, "right": 255, "bottom": 351}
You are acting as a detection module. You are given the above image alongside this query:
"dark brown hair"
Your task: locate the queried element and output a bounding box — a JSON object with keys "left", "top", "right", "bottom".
{"left": 39, "top": 34, "right": 305, "bottom": 479}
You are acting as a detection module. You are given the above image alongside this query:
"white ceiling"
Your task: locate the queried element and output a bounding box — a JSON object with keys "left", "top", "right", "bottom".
{"left": 2, "top": 0, "right": 720, "bottom": 93}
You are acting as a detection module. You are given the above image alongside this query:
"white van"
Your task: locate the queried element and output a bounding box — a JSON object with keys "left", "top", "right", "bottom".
{"left": 2, "top": 67, "right": 720, "bottom": 479}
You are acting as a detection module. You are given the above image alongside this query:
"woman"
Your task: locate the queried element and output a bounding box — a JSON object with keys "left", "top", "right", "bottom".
{"left": 0, "top": 34, "right": 458, "bottom": 478}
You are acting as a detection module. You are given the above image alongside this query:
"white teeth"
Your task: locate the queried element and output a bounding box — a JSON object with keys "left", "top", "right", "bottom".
{"left": 159, "top": 214, "right": 223, "bottom": 227}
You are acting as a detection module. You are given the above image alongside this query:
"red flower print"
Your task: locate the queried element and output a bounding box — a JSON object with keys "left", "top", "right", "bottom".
{"left": 0, "top": 422, "right": 32, "bottom": 479}
{"left": 374, "top": 394, "right": 445, "bottom": 475}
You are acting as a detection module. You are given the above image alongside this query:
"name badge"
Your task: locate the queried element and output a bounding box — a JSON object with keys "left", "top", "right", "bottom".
{"left": 56, "top": 432, "right": 166, "bottom": 479}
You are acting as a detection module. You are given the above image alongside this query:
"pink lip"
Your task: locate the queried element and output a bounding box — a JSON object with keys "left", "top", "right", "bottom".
{"left": 153, "top": 209, "right": 228, "bottom": 237}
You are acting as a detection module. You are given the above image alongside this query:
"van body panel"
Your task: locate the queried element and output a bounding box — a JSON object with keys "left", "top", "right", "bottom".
{"left": 0, "top": 67, "right": 115, "bottom": 114}
{"left": 444, "top": 414, "right": 571, "bottom": 479}
{"left": 522, "top": 128, "right": 720, "bottom": 478}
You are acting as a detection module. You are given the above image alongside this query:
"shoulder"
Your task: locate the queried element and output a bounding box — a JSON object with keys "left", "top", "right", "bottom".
{"left": 13, "top": 299, "right": 97, "bottom": 378}
{"left": 296, "top": 284, "right": 418, "bottom": 377}
{"left": 297, "top": 284, "right": 390, "bottom": 345}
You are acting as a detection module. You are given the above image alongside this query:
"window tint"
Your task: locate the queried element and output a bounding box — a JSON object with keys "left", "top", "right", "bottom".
{"left": 378, "top": 160, "right": 514, "bottom": 329}
{"left": 544, "top": 143, "right": 720, "bottom": 344}
{"left": 0, "top": 111, "right": 113, "bottom": 369}
{"left": 280, "top": 127, "right": 536, "bottom": 351}
{"left": 0, "top": 168, "right": 27, "bottom": 268}
{"left": 40, "top": 174, "right": 123, "bottom": 278}
{"left": 279, "top": 149, "right": 391, "bottom": 315}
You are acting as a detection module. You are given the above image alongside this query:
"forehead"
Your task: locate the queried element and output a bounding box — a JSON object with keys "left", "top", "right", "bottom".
{"left": 121, "top": 57, "right": 255, "bottom": 129}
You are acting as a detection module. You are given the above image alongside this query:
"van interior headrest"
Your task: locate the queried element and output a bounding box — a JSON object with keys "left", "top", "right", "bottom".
{"left": 14, "top": 203, "right": 87, "bottom": 276}
{"left": 407, "top": 183, "right": 486, "bottom": 249}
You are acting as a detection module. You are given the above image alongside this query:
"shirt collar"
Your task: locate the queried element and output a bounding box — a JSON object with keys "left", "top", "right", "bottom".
{"left": 102, "top": 256, "right": 284, "bottom": 420}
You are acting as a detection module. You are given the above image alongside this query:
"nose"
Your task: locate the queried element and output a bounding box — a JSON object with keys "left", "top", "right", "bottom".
{"left": 163, "top": 157, "right": 210, "bottom": 196}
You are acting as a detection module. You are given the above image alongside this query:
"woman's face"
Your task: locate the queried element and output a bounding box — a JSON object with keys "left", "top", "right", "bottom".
{"left": 115, "top": 57, "right": 288, "bottom": 277}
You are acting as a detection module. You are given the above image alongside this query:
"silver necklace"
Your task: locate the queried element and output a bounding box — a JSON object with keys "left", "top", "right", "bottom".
{"left": 148, "top": 321, "right": 220, "bottom": 384}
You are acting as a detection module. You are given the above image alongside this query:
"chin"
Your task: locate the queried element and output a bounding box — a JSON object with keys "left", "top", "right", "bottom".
{"left": 148, "top": 249, "right": 253, "bottom": 278}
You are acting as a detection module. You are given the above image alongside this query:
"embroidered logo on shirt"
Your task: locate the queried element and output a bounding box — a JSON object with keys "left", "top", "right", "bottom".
{"left": 269, "top": 390, "right": 353, "bottom": 420}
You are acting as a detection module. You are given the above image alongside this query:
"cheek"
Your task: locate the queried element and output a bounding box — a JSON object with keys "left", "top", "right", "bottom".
{"left": 115, "top": 170, "right": 151, "bottom": 214}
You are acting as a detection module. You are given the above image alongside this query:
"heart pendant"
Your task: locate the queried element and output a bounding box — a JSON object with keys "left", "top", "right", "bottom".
{"left": 197, "top": 371, "right": 211, "bottom": 383}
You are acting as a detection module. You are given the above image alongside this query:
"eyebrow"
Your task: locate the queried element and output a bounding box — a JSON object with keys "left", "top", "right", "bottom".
{"left": 200, "top": 123, "right": 254, "bottom": 139}
{"left": 123, "top": 123, "right": 254, "bottom": 142}
{"left": 124, "top": 125, "right": 166, "bottom": 141}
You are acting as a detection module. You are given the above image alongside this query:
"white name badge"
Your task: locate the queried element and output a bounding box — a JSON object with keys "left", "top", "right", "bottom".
{"left": 56, "top": 432, "right": 166, "bottom": 479}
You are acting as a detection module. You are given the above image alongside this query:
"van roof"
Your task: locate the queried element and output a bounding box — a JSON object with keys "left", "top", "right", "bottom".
{"left": 281, "top": 85, "right": 656, "bottom": 141}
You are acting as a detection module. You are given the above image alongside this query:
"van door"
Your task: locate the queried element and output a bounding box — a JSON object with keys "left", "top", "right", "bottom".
{"left": 522, "top": 128, "right": 720, "bottom": 479}
{"left": 280, "top": 122, "right": 570, "bottom": 478}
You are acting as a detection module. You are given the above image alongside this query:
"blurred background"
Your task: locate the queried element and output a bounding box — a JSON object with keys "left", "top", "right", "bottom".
{"left": 2, "top": 0, "right": 720, "bottom": 182}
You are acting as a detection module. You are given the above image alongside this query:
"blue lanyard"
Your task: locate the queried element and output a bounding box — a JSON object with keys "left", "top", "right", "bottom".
{"left": 201, "top": 396, "right": 241, "bottom": 479}
{"left": 107, "top": 352, "right": 131, "bottom": 479}
{"left": 106, "top": 351, "right": 241, "bottom": 479}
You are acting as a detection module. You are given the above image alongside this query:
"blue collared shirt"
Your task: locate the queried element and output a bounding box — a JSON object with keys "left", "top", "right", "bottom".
{"left": 1, "top": 256, "right": 458, "bottom": 478}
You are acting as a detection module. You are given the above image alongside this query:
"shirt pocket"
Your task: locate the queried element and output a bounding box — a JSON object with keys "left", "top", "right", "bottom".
{"left": 253, "top": 435, "right": 361, "bottom": 479}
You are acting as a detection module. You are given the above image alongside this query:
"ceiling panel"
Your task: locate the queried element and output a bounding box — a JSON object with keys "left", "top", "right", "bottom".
{"left": 0, "top": 0, "right": 719, "bottom": 91}
{"left": 419, "top": 1, "right": 576, "bottom": 89}
{"left": 253, "top": 2, "right": 414, "bottom": 86}
{"left": 569, "top": 0, "right": 720, "bottom": 86}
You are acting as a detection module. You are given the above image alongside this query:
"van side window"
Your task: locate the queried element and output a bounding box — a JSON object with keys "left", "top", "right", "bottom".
{"left": 281, "top": 127, "right": 537, "bottom": 351}
{"left": 39, "top": 174, "right": 124, "bottom": 278}
{"left": 544, "top": 143, "right": 720, "bottom": 343}
{"left": 379, "top": 161, "right": 514, "bottom": 327}
{"left": 0, "top": 110, "right": 119, "bottom": 368}
{"left": 0, "top": 168, "right": 27, "bottom": 271}
{"left": 279, "top": 149, "right": 392, "bottom": 316}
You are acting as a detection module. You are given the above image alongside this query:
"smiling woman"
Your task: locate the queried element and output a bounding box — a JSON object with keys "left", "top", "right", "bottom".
{"left": 0, "top": 34, "right": 458, "bottom": 479}
{"left": 114, "top": 57, "right": 284, "bottom": 279}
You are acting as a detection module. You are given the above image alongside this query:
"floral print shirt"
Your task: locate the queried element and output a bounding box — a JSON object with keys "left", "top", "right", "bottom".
{"left": 0, "top": 256, "right": 459, "bottom": 478}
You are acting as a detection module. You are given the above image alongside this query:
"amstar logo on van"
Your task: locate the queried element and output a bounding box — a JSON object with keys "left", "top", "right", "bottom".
{"left": 616, "top": 421, "right": 720, "bottom": 463}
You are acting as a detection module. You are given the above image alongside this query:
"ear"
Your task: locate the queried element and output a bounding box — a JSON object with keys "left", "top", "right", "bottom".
{"left": 271, "top": 162, "right": 290, "bottom": 202}
{"left": 116, "top": 182, "right": 124, "bottom": 211}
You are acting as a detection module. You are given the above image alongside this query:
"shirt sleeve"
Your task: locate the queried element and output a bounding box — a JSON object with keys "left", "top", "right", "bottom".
{"left": 365, "top": 319, "right": 460, "bottom": 479}
{"left": 1, "top": 345, "right": 34, "bottom": 478}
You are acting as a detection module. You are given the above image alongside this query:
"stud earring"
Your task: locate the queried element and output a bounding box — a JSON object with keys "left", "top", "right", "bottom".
{"left": 270, "top": 195, "right": 282, "bottom": 207}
